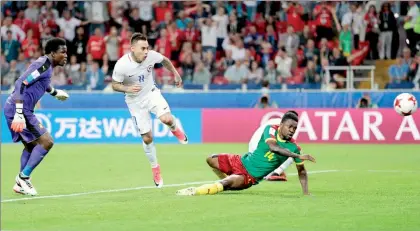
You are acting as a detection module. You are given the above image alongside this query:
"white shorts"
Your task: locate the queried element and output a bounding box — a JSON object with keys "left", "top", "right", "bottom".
{"left": 127, "top": 88, "right": 171, "bottom": 135}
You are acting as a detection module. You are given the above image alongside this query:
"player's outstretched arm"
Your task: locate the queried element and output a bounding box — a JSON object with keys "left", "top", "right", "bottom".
{"left": 161, "top": 56, "right": 183, "bottom": 87}
{"left": 266, "top": 140, "right": 302, "bottom": 159}
{"left": 46, "top": 85, "right": 69, "bottom": 101}
{"left": 296, "top": 164, "right": 310, "bottom": 195}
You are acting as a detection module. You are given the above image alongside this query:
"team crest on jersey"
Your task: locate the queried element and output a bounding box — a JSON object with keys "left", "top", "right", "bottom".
{"left": 147, "top": 65, "right": 153, "bottom": 72}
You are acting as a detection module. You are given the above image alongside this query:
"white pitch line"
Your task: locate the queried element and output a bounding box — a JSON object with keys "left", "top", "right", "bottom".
{"left": 1, "top": 170, "right": 338, "bottom": 203}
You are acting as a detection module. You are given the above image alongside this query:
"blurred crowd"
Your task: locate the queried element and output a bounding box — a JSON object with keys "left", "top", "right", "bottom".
{"left": 1, "top": 1, "right": 420, "bottom": 90}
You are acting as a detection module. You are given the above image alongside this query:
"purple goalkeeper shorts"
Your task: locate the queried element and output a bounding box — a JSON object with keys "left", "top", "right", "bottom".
{"left": 3, "top": 103, "right": 47, "bottom": 143}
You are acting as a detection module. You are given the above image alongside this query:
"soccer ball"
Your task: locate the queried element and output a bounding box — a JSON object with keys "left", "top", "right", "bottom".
{"left": 394, "top": 93, "right": 417, "bottom": 116}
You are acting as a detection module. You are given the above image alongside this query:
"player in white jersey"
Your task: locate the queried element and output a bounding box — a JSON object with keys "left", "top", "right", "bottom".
{"left": 248, "top": 111, "right": 300, "bottom": 181}
{"left": 111, "top": 33, "right": 188, "bottom": 188}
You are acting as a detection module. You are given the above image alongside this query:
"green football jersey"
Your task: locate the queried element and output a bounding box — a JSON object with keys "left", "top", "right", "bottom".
{"left": 241, "top": 125, "right": 303, "bottom": 181}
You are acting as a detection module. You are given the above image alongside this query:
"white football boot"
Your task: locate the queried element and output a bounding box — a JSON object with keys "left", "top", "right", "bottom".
{"left": 13, "top": 183, "right": 25, "bottom": 195}
{"left": 176, "top": 187, "right": 196, "bottom": 196}
{"left": 15, "top": 174, "right": 38, "bottom": 196}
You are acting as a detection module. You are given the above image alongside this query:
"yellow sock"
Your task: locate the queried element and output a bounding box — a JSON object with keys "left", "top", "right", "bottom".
{"left": 195, "top": 182, "right": 224, "bottom": 195}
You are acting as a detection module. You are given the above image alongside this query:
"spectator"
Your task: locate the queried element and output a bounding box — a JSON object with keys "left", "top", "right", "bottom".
{"left": 243, "top": 25, "right": 262, "bottom": 50}
{"left": 56, "top": 9, "right": 85, "bottom": 42}
{"left": 342, "top": 3, "right": 364, "bottom": 50}
{"left": 13, "top": 10, "right": 33, "bottom": 34}
{"left": 193, "top": 61, "right": 211, "bottom": 84}
{"left": 65, "top": 55, "right": 83, "bottom": 86}
{"left": 86, "top": 62, "right": 105, "bottom": 90}
{"left": 1, "top": 30, "right": 20, "bottom": 62}
{"left": 227, "top": 14, "right": 241, "bottom": 34}
{"left": 146, "top": 20, "right": 160, "bottom": 48}
{"left": 319, "top": 38, "right": 332, "bottom": 60}
{"left": 364, "top": 5, "right": 380, "bottom": 60}
{"left": 313, "top": 2, "right": 335, "bottom": 42}
{"left": 15, "top": 52, "right": 26, "bottom": 73}
{"left": 280, "top": 25, "right": 299, "bottom": 59}
{"left": 176, "top": 10, "right": 193, "bottom": 31}
{"left": 199, "top": 17, "right": 217, "bottom": 55}
{"left": 408, "top": 52, "right": 420, "bottom": 84}
{"left": 2, "top": 60, "right": 20, "bottom": 85}
{"left": 51, "top": 66, "right": 67, "bottom": 87}
{"left": 286, "top": 3, "right": 305, "bottom": 33}
{"left": 304, "top": 60, "right": 321, "bottom": 84}
{"left": 154, "top": 28, "right": 172, "bottom": 58}
{"left": 72, "top": 26, "right": 88, "bottom": 63}
{"left": 180, "top": 54, "right": 195, "bottom": 83}
{"left": 339, "top": 23, "right": 353, "bottom": 57}
{"left": 104, "top": 26, "right": 120, "bottom": 70}
{"left": 21, "top": 29, "right": 39, "bottom": 59}
{"left": 1, "top": 16, "right": 25, "bottom": 42}
{"left": 84, "top": 1, "right": 109, "bottom": 35}
{"left": 404, "top": 1, "right": 419, "bottom": 56}
{"left": 356, "top": 94, "right": 378, "bottom": 108}
{"left": 265, "top": 25, "right": 278, "bottom": 48}
{"left": 224, "top": 59, "right": 249, "bottom": 83}
{"left": 264, "top": 60, "right": 279, "bottom": 84}
{"left": 212, "top": 7, "right": 229, "bottom": 51}
{"left": 299, "top": 25, "right": 313, "bottom": 49}
{"left": 24, "top": 1, "right": 40, "bottom": 23}
{"left": 275, "top": 47, "right": 293, "bottom": 82}
{"left": 119, "top": 29, "right": 133, "bottom": 58}
{"left": 1, "top": 54, "right": 10, "bottom": 75}
{"left": 87, "top": 28, "right": 106, "bottom": 66}
{"left": 402, "top": 47, "right": 414, "bottom": 66}
{"left": 247, "top": 60, "right": 264, "bottom": 84}
{"left": 40, "top": 26, "right": 54, "bottom": 50}
{"left": 202, "top": 50, "right": 216, "bottom": 75}
{"left": 254, "top": 95, "right": 278, "bottom": 109}
{"left": 129, "top": 8, "right": 147, "bottom": 34}
{"left": 388, "top": 57, "right": 410, "bottom": 83}
{"left": 379, "top": 3, "right": 397, "bottom": 60}
{"left": 231, "top": 40, "right": 246, "bottom": 61}
{"left": 40, "top": 1, "right": 59, "bottom": 20}
{"left": 192, "top": 42, "right": 204, "bottom": 64}
{"left": 303, "top": 39, "right": 319, "bottom": 67}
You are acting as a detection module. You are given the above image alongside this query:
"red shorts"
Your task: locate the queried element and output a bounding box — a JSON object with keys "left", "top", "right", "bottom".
{"left": 217, "top": 154, "right": 257, "bottom": 187}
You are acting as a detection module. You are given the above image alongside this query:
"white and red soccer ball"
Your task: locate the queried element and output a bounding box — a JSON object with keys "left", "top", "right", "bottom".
{"left": 394, "top": 93, "right": 417, "bottom": 116}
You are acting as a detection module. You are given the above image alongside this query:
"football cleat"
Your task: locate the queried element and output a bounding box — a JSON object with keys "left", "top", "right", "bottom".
{"left": 152, "top": 165, "right": 163, "bottom": 188}
{"left": 265, "top": 172, "right": 288, "bottom": 181}
{"left": 13, "top": 183, "right": 25, "bottom": 195}
{"left": 176, "top": 187, "right": 196, "bottom": 196}
{"left": 16, "top": 174, "right": 37, "bottom": 196}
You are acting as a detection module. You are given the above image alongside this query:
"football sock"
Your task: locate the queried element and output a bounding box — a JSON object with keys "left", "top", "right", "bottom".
{"left": 20, "top": 149, "right": 31, "bottom": 172}
{"left": 195, "top": 182, "right": 224, "bottom": 195}
{"left": 168, "top": 118, "right": 186, "bottom": 140}
{"left": 143, "top": 142, "right": 158, "bottom": 168}
{"left": 21, "top": 145, "right": 49, "bottom": 177}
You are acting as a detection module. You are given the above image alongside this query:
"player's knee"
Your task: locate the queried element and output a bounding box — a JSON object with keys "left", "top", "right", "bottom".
{"left": 42, "top": 138, "right": 54, "bottom": 150}
{"left": 159, "top": 114, "right": 173, "bottom": 126}
{"left": 142, "top": 133, "right": 153, "bottom": 144}
{"left": 206, "top": 155, "right": 218, "bottom": 168}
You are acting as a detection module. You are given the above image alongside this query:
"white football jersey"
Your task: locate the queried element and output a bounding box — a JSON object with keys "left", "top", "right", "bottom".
{"left": 112, "top": 50, "right": 164, "bottom": 103}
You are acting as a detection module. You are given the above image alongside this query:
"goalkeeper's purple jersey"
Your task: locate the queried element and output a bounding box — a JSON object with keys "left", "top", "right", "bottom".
{"left": 5, "top": 56, "right": 53, "bottom": 113}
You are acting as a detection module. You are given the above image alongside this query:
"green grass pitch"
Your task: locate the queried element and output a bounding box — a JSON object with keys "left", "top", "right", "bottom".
{"left": 1, "top": 143, "right": 420, "bottom": 231}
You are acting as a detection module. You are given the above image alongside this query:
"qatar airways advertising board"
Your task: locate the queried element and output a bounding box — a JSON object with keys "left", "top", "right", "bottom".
{"left": 202, "top": 109, "right": 420, "bottom": 144}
